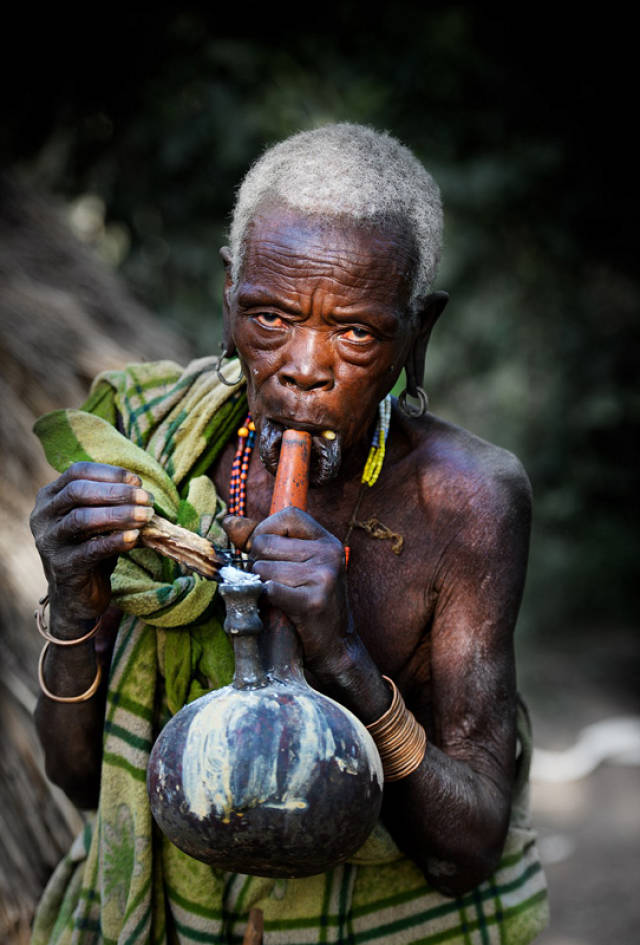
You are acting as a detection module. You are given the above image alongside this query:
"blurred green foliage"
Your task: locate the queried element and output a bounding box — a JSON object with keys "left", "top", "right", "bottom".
{"left": 4, "top": 5, "right": 637, "bottom": 635}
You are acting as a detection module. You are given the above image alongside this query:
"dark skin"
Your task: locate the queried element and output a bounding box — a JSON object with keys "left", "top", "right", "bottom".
{"left": 30, "top": 206, "right": 531, "bottom": 896}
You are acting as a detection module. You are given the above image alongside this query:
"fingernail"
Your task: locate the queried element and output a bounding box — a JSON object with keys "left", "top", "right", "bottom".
{"left": 134, "top": 506, "right": 154, "bottom": 522}
{"left": 134, "top": 488, "right": 153, "bottom": 504}
{"left": 125, "top": 472, "right": 142, "bottom": 485}
{"left": 123, "top": 529, "right": 140, "bottom": 542}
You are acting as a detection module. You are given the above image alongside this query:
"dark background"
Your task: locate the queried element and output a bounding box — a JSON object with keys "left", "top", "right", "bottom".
{"left": 4, "top": 5, "right": 637, "bottom": 638}
{"left": 1, "top": 6, "right": 638, "bottom": 943}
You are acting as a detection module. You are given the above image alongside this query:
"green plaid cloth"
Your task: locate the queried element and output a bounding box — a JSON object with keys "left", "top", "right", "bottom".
{"left": 31, "top": 357, "right": 548, "bottom": 944}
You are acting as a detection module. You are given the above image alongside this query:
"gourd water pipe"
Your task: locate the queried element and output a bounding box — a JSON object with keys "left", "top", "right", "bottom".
{"left": 147, "top": 430, "right": 384, "bottom": 877}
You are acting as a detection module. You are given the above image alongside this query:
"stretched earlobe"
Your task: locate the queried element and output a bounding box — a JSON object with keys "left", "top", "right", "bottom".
{"left": 219, "top": 246, "right": 233, "bottom": 270}
{"left": 420, "top": 291, "right": 449, "bottom": 333}
{"left": 219, "top": 247, "right": 234, "bottom": 290}
{"left": 219, "top": 246, "right": 236, "bottom": 356}
{"left": 403, "top": 291, "right": 449, "bottom": 404}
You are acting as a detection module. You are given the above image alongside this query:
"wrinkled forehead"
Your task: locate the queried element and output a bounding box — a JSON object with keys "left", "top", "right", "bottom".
{"left": 238, "top": 202, "right": 418, "bottom": 309}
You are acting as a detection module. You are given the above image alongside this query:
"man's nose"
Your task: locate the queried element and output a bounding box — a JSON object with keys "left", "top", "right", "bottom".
{"left": 278, "top": 328, "right": 333, "bottom": 392}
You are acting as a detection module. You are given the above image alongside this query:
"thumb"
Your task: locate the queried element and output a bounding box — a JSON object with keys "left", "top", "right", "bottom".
{"left": 222, "top": 514, "right": 258, "bottom": 552}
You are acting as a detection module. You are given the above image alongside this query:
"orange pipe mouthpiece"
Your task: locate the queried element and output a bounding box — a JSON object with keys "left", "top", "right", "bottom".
{"left": 270, "top": 429, "right": 311, "bottom": 515}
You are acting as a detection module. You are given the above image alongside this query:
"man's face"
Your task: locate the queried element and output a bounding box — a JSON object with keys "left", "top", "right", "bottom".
{"left": 224, "top": 205, "right": 417, "bottom": 483}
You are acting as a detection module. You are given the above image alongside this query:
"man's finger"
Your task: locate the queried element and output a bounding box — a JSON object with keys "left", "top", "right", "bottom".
{"left": 51, "top": 462, "right": 142, "bottom": 494}
{"left": 250, "top": 533, "right": 316, "bottom": 563}
{"left": 252, "top": 507, "right": 329, "bottom": 542}
{"left": 222, "top": 514, "right": 258, "bottom": 551}
{"left": 52, "top": 480, "right": 153, "bottom": 515}
{"left": 56, "top": 504, "right": 154, "bottom": 540}
{"left": 63, "top": 529, "right": 141, "bottom": 568}
{"left": 260, "top": 579, "right": 308, "bottom": 616}
{"left": 251, "top": 560, "right": 310, "bottom": 586}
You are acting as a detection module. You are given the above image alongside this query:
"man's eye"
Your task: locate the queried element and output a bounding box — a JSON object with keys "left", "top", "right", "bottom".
{"left": 342, "top": 327, "right": 374, "bottom": 342}
{"left": 255, "top": 313, "right": 285, "bottom": 328}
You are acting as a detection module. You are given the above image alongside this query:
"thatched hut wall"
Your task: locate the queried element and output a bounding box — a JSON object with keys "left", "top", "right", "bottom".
{"left": 0, "top": 174, "right": 194, "bottom": 943}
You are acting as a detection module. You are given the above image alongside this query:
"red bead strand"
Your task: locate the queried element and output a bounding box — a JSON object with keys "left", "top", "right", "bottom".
{"left": 228, "top": 415, "right": 255, "bottom": 517}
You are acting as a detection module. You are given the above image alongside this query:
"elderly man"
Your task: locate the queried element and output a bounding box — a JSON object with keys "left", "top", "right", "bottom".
{"left": 30, "top": 124, "right": 548, "bottom": 944}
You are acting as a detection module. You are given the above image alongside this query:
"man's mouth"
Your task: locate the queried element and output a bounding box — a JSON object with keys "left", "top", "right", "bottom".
{"left": 258, "top": 418, "right": 342, "bottom": 486}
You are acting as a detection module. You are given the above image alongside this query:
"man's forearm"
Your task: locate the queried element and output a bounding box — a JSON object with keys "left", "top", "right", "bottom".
{"left": 34, "top": 600, "right": 109, "bottom": 808}
{"left": 309, "top": 629, "right": 392, "bottom": 724}
{"left": 316, "top": 635, "right": 513, "bottom": 896}
{"left": 382, "top": 740, "right": 513, "bottom": 895}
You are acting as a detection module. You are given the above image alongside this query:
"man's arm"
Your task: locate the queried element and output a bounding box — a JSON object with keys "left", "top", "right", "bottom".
{"left": 33, "top": 606, "right": 121, "bottom": 809}
{"left": 381, "top": 457, "right": 529, "bottom": 892}
{"left": 30, "top": 462, "right": 154, "bottom": 808}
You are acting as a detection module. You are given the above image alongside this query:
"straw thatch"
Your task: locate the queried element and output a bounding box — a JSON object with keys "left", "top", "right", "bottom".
{"left": 0, "top": 173, "right": 194, "bottom": 943}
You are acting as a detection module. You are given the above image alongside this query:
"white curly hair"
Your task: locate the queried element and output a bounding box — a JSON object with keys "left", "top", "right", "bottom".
{"left": 228, "top": 123, "right": 443, "bottom": 310}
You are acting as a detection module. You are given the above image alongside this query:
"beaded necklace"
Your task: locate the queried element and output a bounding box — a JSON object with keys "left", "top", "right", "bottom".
{"left": 227, "top": 416, "right": 256, "bottom": 516}
{"left": 227, "top": 395, "right": 395, "bottom": 563}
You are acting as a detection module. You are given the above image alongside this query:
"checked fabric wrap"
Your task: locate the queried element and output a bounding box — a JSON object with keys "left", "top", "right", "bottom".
{"left": 31, "top": 356, "right": 549, "bottom": 945}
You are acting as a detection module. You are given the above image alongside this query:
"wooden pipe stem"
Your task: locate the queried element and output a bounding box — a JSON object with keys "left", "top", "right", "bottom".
{"left": 270, "top": 429, "right": 311, "bottom": 514}
{"left": 266, "top": 429, "right": 312, "bottom": 680}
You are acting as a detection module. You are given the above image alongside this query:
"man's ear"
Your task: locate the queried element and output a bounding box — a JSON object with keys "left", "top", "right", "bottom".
{"left": 405, "top": 291, "right": 448, "bottom": 394}
{"left": 219, "top": 246, "right": 235, "bottom": 356}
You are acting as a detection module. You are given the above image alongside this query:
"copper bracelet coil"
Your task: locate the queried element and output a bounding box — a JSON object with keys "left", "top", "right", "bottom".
{"left": 366, "top": 675, "right": 427, "bottom": 781}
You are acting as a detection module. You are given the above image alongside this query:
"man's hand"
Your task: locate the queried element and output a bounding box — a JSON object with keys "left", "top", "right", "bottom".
{"left": 30, "top": 461, "right": 154, "bottom": 624}
{"left": 223, "top": 508, "right": 352, "bottom": 678}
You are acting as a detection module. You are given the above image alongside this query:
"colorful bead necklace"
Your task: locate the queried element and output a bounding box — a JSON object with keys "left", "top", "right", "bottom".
{"left": 227, "top": 415, "right": 256, "bottom": 516}
{"left": 361, "top": 395, "right": 392, "bottom": 487}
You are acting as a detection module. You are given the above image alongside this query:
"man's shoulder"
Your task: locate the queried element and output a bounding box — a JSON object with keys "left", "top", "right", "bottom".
{"left": 395, "top": 406, "right": 531, "bottom": 520}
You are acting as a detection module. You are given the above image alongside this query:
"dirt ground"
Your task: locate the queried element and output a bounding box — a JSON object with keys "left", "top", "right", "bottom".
{"left": 517, "top": 624, "right": 640, "bottom": 945}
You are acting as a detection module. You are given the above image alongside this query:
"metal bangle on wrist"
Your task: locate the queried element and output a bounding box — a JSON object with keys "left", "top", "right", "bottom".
{"left": 35, "top": 594, "right": 103, "bottom": 703}
{"left": 35, "top": 594, "right": 104, "bottom": 645}
{"left": 366, "top": 676, "right": 427, "bottom": 781}
{"left": 38, "top": 642, "right": 102, "bottom": 703}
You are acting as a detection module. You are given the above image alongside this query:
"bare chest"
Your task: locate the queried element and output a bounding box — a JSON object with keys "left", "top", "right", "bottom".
{"left": 338, "top": 499, "right": 438, "bottom": 708}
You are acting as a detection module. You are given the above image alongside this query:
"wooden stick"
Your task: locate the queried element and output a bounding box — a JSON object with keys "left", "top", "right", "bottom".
{"left": 139, "top": 514, "right": 225, "bottom": 579}
{"left": 242, "top": 908, "right": 264, "bottom": 945}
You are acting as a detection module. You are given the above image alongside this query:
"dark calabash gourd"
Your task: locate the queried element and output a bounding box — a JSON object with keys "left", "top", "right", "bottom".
{"left": 147, "top": 430, "right": 384, "bottom": 877}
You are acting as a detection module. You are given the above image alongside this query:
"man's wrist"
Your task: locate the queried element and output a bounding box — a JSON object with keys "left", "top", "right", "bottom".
{"left": 313, "top": 631, "right": 392, "bottom": 724}
{"left": 48, "top": 587, "right": 106, "bottom": 639}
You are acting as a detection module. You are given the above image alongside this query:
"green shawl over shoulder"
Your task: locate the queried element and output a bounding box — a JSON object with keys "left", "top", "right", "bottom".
{"left": 31, "top": 357, "right": 549, "bottom": 945}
